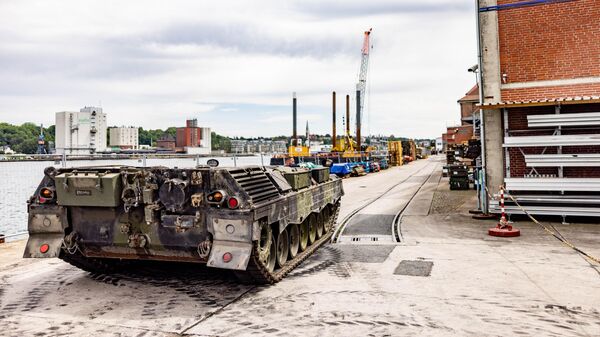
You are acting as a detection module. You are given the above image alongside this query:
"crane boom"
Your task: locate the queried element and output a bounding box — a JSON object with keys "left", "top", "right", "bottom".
{"left": 356, "top": 28, "right": 372, "bottom": 122}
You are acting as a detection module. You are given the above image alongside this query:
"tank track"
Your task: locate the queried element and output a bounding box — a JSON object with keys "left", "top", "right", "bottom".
{"left": 237, "top": 201, "right": 340, "bottom": 284}
{"left": 59, "top": 250, "right": 123, "bottom": 274}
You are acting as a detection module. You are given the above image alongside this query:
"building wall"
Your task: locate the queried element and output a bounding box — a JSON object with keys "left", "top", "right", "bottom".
{"left": 498, "top": 0, "right": 599, "bottom": 84}
{"left": 460, "top": 101, "right": 477, "bottom": 124}
{"left": 55, "top": 107, "right": 107, "bottom": 154}
{"left": 481, "top": 0, "right": 600, "bottom": 199}
{"left": 176, "top": 127, "right": 201, "bottom": 147}
{"left": 502, "top": 83, "right": 600, "bottom": 101}
{"left": 446, "top": 125, "right": 473, "bottom": 146}
{"left": 109, "top": 127, "right": 139, "bottom": 149}
{"left": 200, "top": 127, "right": 211, "bottom": 150}
{"left": 156, "top": 140, "right": 176, "bottom": 150}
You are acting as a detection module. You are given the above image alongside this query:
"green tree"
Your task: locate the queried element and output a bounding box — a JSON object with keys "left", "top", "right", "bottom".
{"left": 211, "top": 132, "right": 231, "bottom": 152}
{"left": 0, "top": 122, "right": 43, "bottom": 154}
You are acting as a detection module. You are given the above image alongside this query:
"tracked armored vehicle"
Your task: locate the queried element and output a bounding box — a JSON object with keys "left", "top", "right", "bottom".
{"left": 24, "top": 164, "right": 343, "bottom": 284}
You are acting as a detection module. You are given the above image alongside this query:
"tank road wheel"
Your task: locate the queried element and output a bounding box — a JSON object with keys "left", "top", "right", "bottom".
{"left": 258, "top": 222, "right": 273, "bottom": 262}
{"left": 316, "top": 212, "right": 325, "bottom": 239}
{"left": 276, "top": 228, "right": 289, "bottom": 268}
{"left": 299, "top": 220, "right": 309, "bottom": 252}
{"left": 265, "top": 237, "right": 277, "bottom": 272}
{"left": 322, "top": 206, "right": 332, "bottom": 232}
{"left": 288, "top": 224, "right": 300, "bottom": 259}
{"left": 308, "top": 213, "right": 317, "bottom": 245}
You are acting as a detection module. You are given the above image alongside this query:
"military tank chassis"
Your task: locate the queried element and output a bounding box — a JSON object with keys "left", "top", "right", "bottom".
{"left": 234, "top": 202, "right": 339, "bottom": 284}
{"left": 23, "top": 165, "right": 343, "bottom": 284}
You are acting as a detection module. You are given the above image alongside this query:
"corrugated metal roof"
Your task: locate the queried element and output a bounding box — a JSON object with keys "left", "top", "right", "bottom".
{"left": 478, "top": 95, "right": 600, "bottom": 108}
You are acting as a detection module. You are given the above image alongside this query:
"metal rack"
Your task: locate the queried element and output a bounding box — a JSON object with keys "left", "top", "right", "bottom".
{"left": 503, "top": 134, "right": 600, "bottom": 147}
{"left": 525, "top": 154, "right": 600, "bottom": 167}
{"left": 505, "top": 178, "right": 600, "bottom": 191}
{"left": 528, "top": 111, "right": 600, "bottom": 127}
{"left": 490, "top": 107, "right": 600, "bottom": 219}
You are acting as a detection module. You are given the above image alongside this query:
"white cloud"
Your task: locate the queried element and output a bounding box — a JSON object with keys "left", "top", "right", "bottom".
{"left": 0, "top": 0, "right": 476, "bottom": 139}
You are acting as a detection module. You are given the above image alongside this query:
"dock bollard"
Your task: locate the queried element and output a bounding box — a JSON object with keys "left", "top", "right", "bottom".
{"left": 488, "top": 186, "right": 520, "bottom": 237}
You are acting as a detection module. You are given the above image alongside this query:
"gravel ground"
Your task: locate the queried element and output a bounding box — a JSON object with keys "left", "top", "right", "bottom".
{"left": 429, "top": 177, "right": 477, "bottom": 214}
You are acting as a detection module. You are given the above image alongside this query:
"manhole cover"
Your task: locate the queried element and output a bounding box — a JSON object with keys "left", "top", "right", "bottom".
{"left": 393, "top": 260, "right": 433, "bottom": 277}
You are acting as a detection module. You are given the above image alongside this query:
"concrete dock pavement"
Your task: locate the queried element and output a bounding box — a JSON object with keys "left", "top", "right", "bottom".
{"left": 1, "top": 156, "right": 599, "bottom": 336}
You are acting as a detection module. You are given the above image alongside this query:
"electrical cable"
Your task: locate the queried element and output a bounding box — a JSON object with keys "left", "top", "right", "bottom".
{"left": 484, "top": 186, "right": 600, "bottom": 267}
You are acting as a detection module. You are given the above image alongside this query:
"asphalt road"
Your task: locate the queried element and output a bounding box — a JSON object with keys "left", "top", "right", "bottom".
{"left": 1, "top": 157, "right": 599, "bottom": 336}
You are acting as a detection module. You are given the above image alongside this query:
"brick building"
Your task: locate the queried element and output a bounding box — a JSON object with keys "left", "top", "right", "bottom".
{"left": 175, "top": 119, "right": 211, "bottom": 154}
{"left": 458, "top": 85, "right": 479, "bottom": 126}
{"left": 445, "top": 125, "right": 474, "bottom": 147}
{"left": 156, "top": 135, "right": 176, "bottom": 151}
{"left": 477, "top": 0, "right": 600, "bottom": 217}
{"left": 176, "top": 119, "right": 203, "bottom": 147}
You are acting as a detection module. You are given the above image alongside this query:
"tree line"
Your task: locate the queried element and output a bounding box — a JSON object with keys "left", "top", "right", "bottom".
{"left": 0, "top": 122, "right": 432, "bottom": 154}
{"left": 0, "top": 123, "right": 54, "bottom": 154}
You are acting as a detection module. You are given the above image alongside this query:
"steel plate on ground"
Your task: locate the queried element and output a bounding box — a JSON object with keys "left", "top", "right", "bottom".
{"left": 342, "top": 214, "right": 396, "bottom": 236}
{"left": 311, "top": 244, "right": 395, "bottom": 263}
{"left": 394, "top": 260, "right": 433, "bottom": 277}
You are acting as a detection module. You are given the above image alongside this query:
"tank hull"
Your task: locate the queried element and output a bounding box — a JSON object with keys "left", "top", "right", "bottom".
{"left": 24, "top": 165, "right": 343, "bottom": 283}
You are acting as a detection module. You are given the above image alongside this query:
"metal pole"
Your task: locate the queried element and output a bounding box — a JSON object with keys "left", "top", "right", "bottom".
{"left": 476, "top": 0, "right": 489, "bottom": 214}
{"left": 293, "top": 92, "right": 297, "bottom": 147}
{"left": 356, "top": 90, "right": 362, "bottom": 151}
{"left": 233, "top": 154, "right": 237, "bottom": 167}
{"left": 62, "top": 153, "right": 67, "bottom": 168}
{"left": 260, "top": 152, "right": 264, "bottom": 166}
{"left": 143, "top": 154, "right": 147, "bottom": 167}
{"left": 332, "top": 91, "right": 337, "bottom": 149}
{"left": 345, "top": 95, "right": 350, "bottom": 140}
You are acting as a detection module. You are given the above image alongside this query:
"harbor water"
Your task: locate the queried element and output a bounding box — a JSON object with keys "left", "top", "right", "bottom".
{"left": 0, "top": 155, "right": 267, "bottom": 241}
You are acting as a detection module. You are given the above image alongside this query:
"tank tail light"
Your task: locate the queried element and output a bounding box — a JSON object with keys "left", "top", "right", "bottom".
{"left": 227, "top": 197, "right": 239, "bottom": 209}
{"left": 39, "top": 187, "right": 55, "bottom": 203}
{"left": 40, "top": 243, "right": 50, "bottom": 254}
{"left": 222, "top": 252, "right": 233, "bottom": 263}
{"left": 207, "top": 191, "right": 225, "bottom": 204}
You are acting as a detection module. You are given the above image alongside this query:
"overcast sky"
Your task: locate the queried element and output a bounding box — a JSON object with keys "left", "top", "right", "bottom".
{"left": 0, "top": 0, "right": 477, "bottom": 138}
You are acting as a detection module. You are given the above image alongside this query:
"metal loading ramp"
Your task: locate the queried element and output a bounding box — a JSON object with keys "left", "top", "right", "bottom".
{"left": 495, "top": 107, "right": 600, "bottom": 219}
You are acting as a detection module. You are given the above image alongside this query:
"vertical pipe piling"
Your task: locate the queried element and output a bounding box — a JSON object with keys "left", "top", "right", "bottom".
{"left": 356, "top": 90, "right": 361, "bottom": 151}
{"left": 292, "top": 92, "right": 297, "bottom": 147}
{"left": 332, "top": 91, "right": 337, "bottom": 149}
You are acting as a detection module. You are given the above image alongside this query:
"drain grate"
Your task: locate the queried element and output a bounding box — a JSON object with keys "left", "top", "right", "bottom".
{"left": 351, "top": 237, "right": 379, "bottom": 242}
{"left": 393, "top": 260, "right": 433, "bottom": 277}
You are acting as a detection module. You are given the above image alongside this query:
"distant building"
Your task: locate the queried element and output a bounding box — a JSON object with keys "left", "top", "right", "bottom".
{"left": 229, "top": 139, "right": 287, "bottom": 154}
{"left": 458, "top": 85, "right": 479, "bottom": 126}
{"left": 176, "top": 119, "right": 211, "bottom": 154}
{"left": 0, "top": 145, "right": 15, "bottom": 154}
{"left": 55, "top": 106, "right": 107, "bottom": 154}
{"left": 435, "top": 137, "right": 444, "bottom": 153}
{"left": 156, "top": 135, "right": 176, "bottom": 150}
{"left": 272, "top": 141, "right": 287, "bottom": 153}
{"left": 445, "top": 125, "right": 473, "bottom": 147}
{"left": 109, "top": 126, "right": 139, "bottom": 149}
{"left": 230, "top": 139, "right": 246, "bottom": 153}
